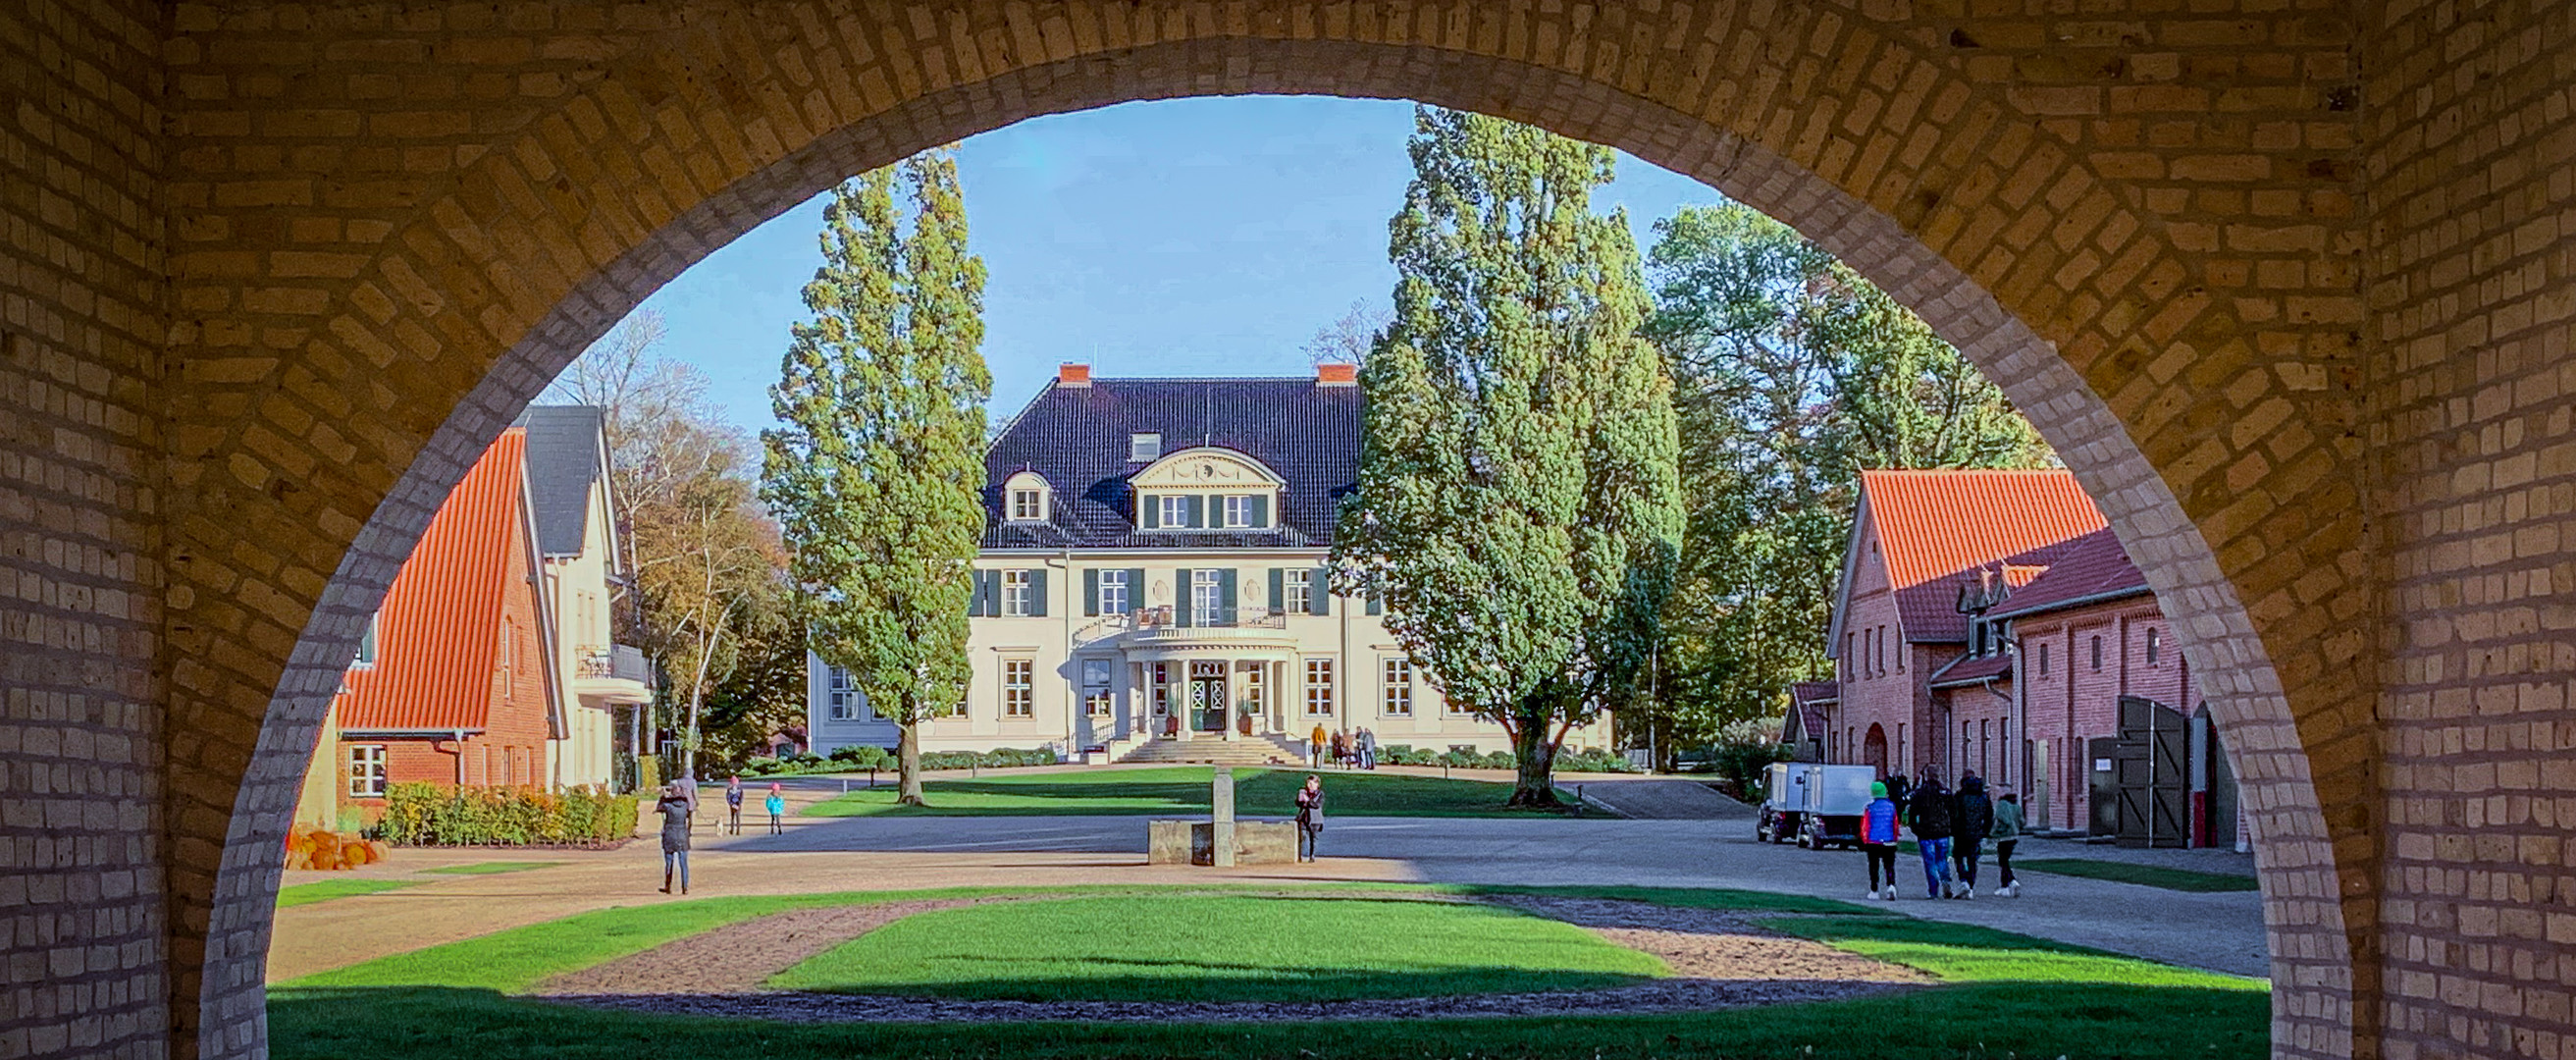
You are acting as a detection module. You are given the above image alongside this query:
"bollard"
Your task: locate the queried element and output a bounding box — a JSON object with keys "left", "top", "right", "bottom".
{"left": 1211, "top": 766, "right": 1237, "bottom": 867}
{"left": 1573, "top": 783, "right": 1585, "bottom": 818}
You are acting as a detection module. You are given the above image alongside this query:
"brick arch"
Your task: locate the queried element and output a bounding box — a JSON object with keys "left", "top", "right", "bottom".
{"left": 144, "top": 9, "right": 2375, "bottom": 1060}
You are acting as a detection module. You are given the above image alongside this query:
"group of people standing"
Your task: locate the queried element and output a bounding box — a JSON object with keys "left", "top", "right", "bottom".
{"left": 1309, "top": 724, "right": 1380, "bottom": 769}
{"left": 650, "top": 775, "right": 791, "bottom": 896}
{"left": 1857, "top": 768, "right": 2024, "bottom": 900}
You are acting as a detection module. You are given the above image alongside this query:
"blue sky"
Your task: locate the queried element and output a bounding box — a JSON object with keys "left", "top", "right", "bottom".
{"left": 608, "top": 96, "right": 1728, "bottom": 437}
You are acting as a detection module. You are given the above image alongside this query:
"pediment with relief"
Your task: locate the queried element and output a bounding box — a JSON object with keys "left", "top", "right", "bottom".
{"left": 1130, "top": 448, "right": 1285, "bottom": 490}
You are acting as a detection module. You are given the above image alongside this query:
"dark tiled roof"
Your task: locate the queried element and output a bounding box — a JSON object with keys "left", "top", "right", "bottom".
{"left": 1784, "top": 681, "right": 1836, "bottom": 747}
{"left": 517, "top": 405, "right": 606, "bottom": 558}
{"left": 1928, "top": 651, "right": 2014, "bottom": 688}
{"left": 1900, "top": 533, "right": 2095, "bottom": 644}
{"left": 1790, "top": 680, "right": 1838, "bottom": 706}
{"left": 1982, "top": 526, "right": 2150, "bottom": 620}
{"left": 981, "top": 378, "right": 1360, "bottom": 550}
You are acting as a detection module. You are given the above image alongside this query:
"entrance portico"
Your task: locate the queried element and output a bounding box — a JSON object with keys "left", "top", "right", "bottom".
{"left": 1120, "top": 613, "right": 1299, "bottom": 744}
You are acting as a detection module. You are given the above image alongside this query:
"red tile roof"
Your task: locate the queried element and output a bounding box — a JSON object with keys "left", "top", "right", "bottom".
{"left": 1928, "top": 651, "right": 2014, "bottom": 688}
{"left": 337, "top": 429, "right": 535, "bottom": 733}
{"left": 1861, "top": 469, "right": 2107, "bottom": 643}
{"left": 1982, "top": 526, "right": 2150, "bottom": 620}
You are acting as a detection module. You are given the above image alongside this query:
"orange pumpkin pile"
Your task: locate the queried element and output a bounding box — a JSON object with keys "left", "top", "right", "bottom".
{"left": 283, "top": 829, "right": 390, "bottom": 872}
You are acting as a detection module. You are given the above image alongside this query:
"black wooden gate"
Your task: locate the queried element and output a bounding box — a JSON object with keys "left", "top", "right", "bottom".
{"left": 2109, "top": 696, "right": 2189, "bottom": 847}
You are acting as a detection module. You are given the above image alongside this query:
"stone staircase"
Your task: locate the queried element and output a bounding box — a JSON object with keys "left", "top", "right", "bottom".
{"left": 1117, "top": 734, "right": 1306, "bottom": 767}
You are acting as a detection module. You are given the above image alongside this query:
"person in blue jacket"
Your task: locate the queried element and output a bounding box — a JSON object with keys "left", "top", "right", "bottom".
{"left": 1860, "top": 781, "right": 1902, "bottom": 901}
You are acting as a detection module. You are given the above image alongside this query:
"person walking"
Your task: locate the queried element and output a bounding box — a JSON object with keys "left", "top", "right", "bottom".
{"left": 724, "top": 776, "right": 745, "bottom": 835}
{"left": 1992, "top": 790, "right": 2025, "bottom": 896}
{"left": 1293, "top": 773, "right": 1326, "bottom": 862}
{"left": 655, "top": 782, "right": 694, "bottom": 895}
{"left": 764, "top": 782, "right": 786, "bottom": 835}
{"left": 1951, "top": 771, "right": 1994, "bottom": 899}
{"left": 1310, "top": 722, "right": 1329, "bottom": 768}
{"left": 1905, "top": 769, "right": 1958, "bottom": 898}
{"left": 1331, "top": 729, "right": 1350, "bottom": 769}
{"left": 1860, "top": 780, "right": 1902, "bottom": 901}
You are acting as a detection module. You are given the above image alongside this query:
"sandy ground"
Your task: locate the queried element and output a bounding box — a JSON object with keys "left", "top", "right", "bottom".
{"left": 530, "top": 893, "right": 1929, "bottom": 1022}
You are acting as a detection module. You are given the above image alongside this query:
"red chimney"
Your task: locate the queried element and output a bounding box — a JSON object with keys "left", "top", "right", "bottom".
{"left": 1058, "top": 363, "right": 1091, "bottom": 387}
{"left": 1315, "top": 362, "right": 1358, "bottom": 387}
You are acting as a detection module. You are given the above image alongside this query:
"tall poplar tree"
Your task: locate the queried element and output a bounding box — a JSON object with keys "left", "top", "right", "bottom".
{"left": 1337, "top": 108, "right": 1684, "bottom": 807}
{"left": 762, "top": 148, "right": 990, "bottom": 806}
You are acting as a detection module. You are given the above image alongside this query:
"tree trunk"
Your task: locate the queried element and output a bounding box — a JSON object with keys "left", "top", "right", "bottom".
{"left": 897, "top": 715, "right": 924, "bottom": 807}
{"left": 1505, "top": 701, "right": 1561, "bottom": 808}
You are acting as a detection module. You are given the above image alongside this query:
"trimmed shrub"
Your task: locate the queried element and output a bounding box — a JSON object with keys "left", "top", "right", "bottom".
{"left": 828, "top": 745, "right": 895, "bottom": 770}
{"left": 379, "top": 782, "right": 639, "bottom": 847}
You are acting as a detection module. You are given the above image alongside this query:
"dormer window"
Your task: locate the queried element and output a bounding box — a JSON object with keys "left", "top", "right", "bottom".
{"left": 1003, "top": 471, "right": 1050, "bottom": 522}
{"left": 1221, "top": 494, "right": 1269, "bottom": 528}
{"left": 1130, "top": 433, "right": 1162, "bottom": 462}
{"left": 1158, "top": 494, "right": 1192, "bottom": 528}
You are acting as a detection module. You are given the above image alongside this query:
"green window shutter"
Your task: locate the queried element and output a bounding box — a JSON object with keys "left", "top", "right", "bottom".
{"left": 1313, "top": 566, "right": 1333, "bottom": 615}
{"left": 1127, "top": 568, "right": 1146, "bottom": 614}
{"left": 1028, "top": 569, "right": 1048, "bottom": 617}
{"left": 1141, "top": 493, "right": 1159, "bottom": 529}
{"left": 1083, "top": 569, "right": 1100, "bottom": 616}
{"left": 1185, "top": 495, "right": 1206, "bottom": 528}
{"left": 985, "top": 570, "right": 1004, "bottom": 617}
{"left": 1268, "top": 568, "right": 1285, "bottom": 617}
{"left": 1249, "top": 495, "right": 1269, "bottom": 527}
{"left": 969, "top": 570, "right": 988, "bottom": 617}
{"left": 1174, "top": 568, "right": 1193, "bottom": 627}
{"left": 1220, "top": 569, "right": 1237, "bottom": 625}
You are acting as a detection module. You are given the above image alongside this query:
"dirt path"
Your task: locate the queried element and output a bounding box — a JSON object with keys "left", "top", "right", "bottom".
{"left": 531, "top": 894, "right": 1929, "bottom": 1023}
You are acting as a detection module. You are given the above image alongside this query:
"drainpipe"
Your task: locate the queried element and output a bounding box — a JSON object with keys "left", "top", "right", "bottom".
{"left": 1053, "top": 548, "right": 1076, "bottom": 759}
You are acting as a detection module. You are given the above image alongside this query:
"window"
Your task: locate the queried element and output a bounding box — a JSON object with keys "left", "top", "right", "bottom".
{"left": 495, "top": 618, "right": 515, "bottom": 689}
{"left": 1130, "top": 433, "right": 1162, "bottom": 461}
{"left": 2036, "top": 642, "right": 2050, "bottom": 676}
{"left": 1242, "top": 664, "right": 1265, "bottom": 713}
{"left": 1190, "top": 568, "right": 1223, "bottom": 625}
{"left": 1158, "top": 495, "right": 1189, "bottom": 528}
{"left": 2146, "top": 628, "right": 2161, "bottom": 665}
{"left": 1381, "top": 658, "right": 1412, "bottom": 716}
{"left": 345, "top": 744, "right": 387, "bottom": 798}
{"left": 1081, "top": 659, "right": 1113, "bottom": 717}
{"left": 1149, "top": 662, "right": 1175, "bottom": 718}
{"left": 1084, "top": 689, "right": 1113, "bottom": 717}
{"left": 827, "top": 665, "right": 858, "bottom": 720}
{"left": 1010, "top": 488, "right": 1043, "bottom": 520}
{"left": 1098, "top": 569, "right": 1130, "bottom": 616}
{"left": 1003, "top": 659, "right": 1034, "bottom": 717}
{"left": 353, "top": 613, "right": 379, "bottom": 667}
{"left": 1003, "top": 569, "right": 1031, "bottom": 617}
{"left": 2091, "top": 635, "right": 2103, "bottom": 671}
{"left": 1284, "top": 569, "right": 1313, "bottom": 615}
{"left": 1304, "top": 659, "right": 1335, "bottom": 716}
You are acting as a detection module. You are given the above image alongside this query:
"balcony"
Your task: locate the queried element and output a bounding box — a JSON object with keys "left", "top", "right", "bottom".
{"left": 573, "top": 643, "right": 655, "bottom": 705}
{"left": 1119, "top": 607, "right": 1299, "bottom": 660}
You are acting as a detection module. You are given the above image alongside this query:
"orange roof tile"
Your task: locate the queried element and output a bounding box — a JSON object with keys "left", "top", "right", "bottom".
{"left": 338, "top": 429, "right": 532, "bottom": 733}
{"left": 1860, "top": 469, "right": 2107, "bottom": 643}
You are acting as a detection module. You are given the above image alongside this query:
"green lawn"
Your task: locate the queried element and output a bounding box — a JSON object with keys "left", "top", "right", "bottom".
{"left": 276, "top": 878, "right": 420, "bottom": 908}
{"left": 270, "top": 883, "right": 2267, "bottom": 1060}
{"left": 802, "top": 767, "right": 1589, "bottom": 818}
{"left": 420, "top": 861, "right": 559, "bottom": 875}
{"left": 774, "top": 894, "right": 1664, "bottom": 1002}
{"left": 2014, "top": 859, "right": 2260, "bottom": 892}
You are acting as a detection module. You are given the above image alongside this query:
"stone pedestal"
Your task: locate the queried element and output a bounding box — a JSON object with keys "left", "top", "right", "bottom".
{"left": 1211, "top": 766, "right": 1236, "bottom": 867}
{"left": 1147, "top": 820, "right": 1299, "bottom": 866}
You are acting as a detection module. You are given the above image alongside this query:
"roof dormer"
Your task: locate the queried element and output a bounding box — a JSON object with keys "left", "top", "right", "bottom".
{"left": 1130, "top": 448, "right": 1285, "bottom": 531}
{"left": 1003, "top": 470, "right": 1052, "bottom": 523}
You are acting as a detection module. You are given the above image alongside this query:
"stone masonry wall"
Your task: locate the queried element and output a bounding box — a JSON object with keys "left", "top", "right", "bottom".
{"left": 0, "top": 3, "right": 169, "bottom": 1060}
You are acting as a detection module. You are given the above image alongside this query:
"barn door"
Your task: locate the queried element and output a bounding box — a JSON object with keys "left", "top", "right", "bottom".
{"left": 2115, "top": 696, "right": 2190, "bottom": 848}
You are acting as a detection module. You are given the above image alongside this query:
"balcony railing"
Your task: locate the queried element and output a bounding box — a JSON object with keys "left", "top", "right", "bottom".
{"left": 577, "top": 644, "right": 653, "bottom": 684}
{"left": 1072, "top": 607, "right": 1294, "bottom": 645}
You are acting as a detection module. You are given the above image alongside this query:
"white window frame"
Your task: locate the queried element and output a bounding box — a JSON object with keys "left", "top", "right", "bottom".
{"left": 353, "top": 613, "right": 379, "bottom": 668}
{"left": 1010, "top": 488, "right": 1043, "bottom": 521}
{"left": 827, "top": 665, "right": 857, "bottom": 721}
{"left": 1098, "top": 569, "right": 1130, "bottom": 616}
{"left": 1130, "top": 432, "right": 1162, "bottom": 461}
{"left": 1003, "top": 659, "right": 1034, "bottom": 718}
{"left": 1003, "top": 569, "right": 1031, "bottom": 617}
{"left": 1304, "top": 659, "right": 1335, "bottom": 716}
{"left": 1381, "top": 657, "right": 1412, "bottom": 716}
{"left": 345, "top": 744, "right": 388, "bottom": 798}
{"left": 1284, "top": 569, "right": 1312, "bottom": 615}
{"left": 1158, "top": 495, "right": 1189, "bottom": 528}
{"left": 1191, "top": 569, "right": 1223, "bottom": 625}
{"left": 1223, "top": 495, "right": 1251, "bottom": 528}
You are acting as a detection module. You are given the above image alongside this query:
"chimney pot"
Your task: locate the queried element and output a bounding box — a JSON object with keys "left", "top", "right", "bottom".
{"left": 1058, "top": 363, "right": 1091, "bottom": 387}
{"left": 1315, "top": 362, "right": 1358, "bottom": 387}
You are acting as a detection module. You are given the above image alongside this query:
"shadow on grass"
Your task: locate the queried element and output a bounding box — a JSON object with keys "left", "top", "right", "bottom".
{"left": 802, "top": 768, "right": 1578, "bottom": 820}
{"left": 270, "top": 981, "right": 2269, "bottom": 1060}
{"left": 792, "top": 961, "right": 1656, "bottom": 1002}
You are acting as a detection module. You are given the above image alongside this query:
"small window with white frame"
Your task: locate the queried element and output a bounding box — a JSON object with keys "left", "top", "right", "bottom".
{"left": 827, "top": 665, "right": 858, "bottom": 720}
{"left": 353, "top": 612, "right": 379, "bottom": 668}
{"left": 1381, "top": 657, "right": 1412, "bottom": 716}
{"left": 1098, "top": 568, "right": 1130, "bottom": 616}
{"left": 1223, "top": 495, "right": 1256, "bottom": 527}
{"left": 1003, "top": 659, "right": 1034, "bottom": 717}
{"left": 1130, "top": 433, "right": 1162, "bottom": 461}
{"left": 1284, "top": 568, "right": 1312, "bottom": 615}
{"left": 1080, "top": 658, "right": 1114, "bottom": 717}
{"left": 345, "top": 744, "right": 387, "bottom": 798}
{"left": 1011, "top": 488, "right": 1043, "bottom": 520}
{"left": 1158, "top": 495, "right": 1189, "bottom": 529}
{"left": 1003, "top": 569, "right": 1031, "bottom": 616}
{"left": 1304, "top": 658, "right": 1335, "bottom": 716}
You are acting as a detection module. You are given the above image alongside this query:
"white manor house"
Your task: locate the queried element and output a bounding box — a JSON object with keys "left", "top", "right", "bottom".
{"left": 804, "top": 363, "right": 1610, "bottom": 765}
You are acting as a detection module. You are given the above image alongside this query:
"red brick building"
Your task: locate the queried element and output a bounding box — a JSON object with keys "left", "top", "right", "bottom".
{"left": 1819, "top": 470, "right": 2243, "bottom": 847}
{"left": 297, "top": 427, "right": 561, "bottom": 823}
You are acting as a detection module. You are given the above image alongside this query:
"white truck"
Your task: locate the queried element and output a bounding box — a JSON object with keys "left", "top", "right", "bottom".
{"left": 1755, "top": 763, "right": 1881, "bottom": 849}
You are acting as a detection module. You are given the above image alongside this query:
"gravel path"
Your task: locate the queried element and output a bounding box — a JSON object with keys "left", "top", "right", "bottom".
{"left": 533, "top": 893, "right": 1928, "bottom": 1023}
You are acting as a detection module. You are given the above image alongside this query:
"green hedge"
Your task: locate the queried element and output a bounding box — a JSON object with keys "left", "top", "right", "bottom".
{"left": 735, "top": 745, "right": 1061, "bottom": 777}
{"left": 378, "top": 783, "right": 638, "bottom": 847}
{"left": 1371, "top": 745, "right": 1639, "bottom": 773}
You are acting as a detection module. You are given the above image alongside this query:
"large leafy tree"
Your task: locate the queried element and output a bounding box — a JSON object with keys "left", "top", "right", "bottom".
{"left": 762, "top": 148, "right": 990, "bottom": 806}
{"left": 1337, "top": 107, "right": 1683, "bottom": 807}
{"left": 1639, "top": 203, "right": 2050, "bottom": 758}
